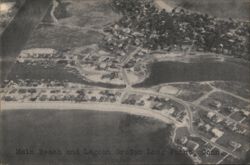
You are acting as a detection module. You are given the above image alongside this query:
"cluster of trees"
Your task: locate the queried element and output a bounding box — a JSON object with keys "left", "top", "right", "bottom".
{"left": 111, "top": 0, "right": 250, "bottom": 60}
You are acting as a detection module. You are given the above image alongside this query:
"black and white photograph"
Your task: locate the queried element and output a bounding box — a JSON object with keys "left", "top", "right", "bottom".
{"left": 0, "top": 0, "right": 250, "bottom": 164}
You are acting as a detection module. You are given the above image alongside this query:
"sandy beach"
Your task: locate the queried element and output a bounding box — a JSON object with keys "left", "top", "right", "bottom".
{"left": 1, "top": 101, "right": 176, "bottom": 125}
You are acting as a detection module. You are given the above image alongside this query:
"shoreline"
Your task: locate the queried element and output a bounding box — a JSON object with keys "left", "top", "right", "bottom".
{"left": 132, "top": 51, "right": 250, "bottom": 87}
{"left": 1, "top": 101, "right": 175, "bottom": 125}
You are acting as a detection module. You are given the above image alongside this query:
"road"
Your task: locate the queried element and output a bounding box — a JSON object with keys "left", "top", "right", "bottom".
{"left": 1, "top": 84, "right": 242, "bottom": 159}
{"left": 4, "top": 53, "right": 247, "bottom": 160}
{"left": 126, "top": 87, "right": 242, "bottom": 159}
{"left": 121, "top": 68, "right": 131, "bottom": 88}
{"left": 4, "top": 42, "right": 248, "bottom": 161}
{"left": 120, "top": 47, "right": 142, "bottom": 88}
{"left": 50, "top": 0, "right": 59, "bottom": 24}
{"left": 121, "top": 47, "right": 142, "bottom": 66}
{"left": 1, "top": 0, "right": 248, "bottom": 163}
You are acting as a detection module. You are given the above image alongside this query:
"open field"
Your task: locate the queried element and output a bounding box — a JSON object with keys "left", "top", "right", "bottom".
{"left": 171, "top": 82, "right": 213, "bottom": 102}
{"left": 212, "top": 81, "right": 250, "bottom": 99}
{"left": 53, "top": 0, "right": 121, "bottom": 29}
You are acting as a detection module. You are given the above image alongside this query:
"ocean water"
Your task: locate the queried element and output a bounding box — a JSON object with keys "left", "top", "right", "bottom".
{"left": 0, "top": 110, "right": 193, "bottom": 165}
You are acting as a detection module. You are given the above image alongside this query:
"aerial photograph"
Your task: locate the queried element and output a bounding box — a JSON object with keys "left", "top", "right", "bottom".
{"left": 0, "top": 0, "right": 250, "bottom": 164}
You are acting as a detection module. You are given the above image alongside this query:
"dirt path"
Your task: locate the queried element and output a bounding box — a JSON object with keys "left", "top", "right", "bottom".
{"left": 51, "top": 0, "right": 59, "bottom": 24}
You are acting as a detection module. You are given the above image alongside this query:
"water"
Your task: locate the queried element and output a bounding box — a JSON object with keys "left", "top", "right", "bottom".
{"left": 6, "top": 63, "right": 126, "bottom": 88}
{"left": 135, "top": 60, "right": 250, "bottom": 87}
{"left": 0, "top": 110, "right": 193, "bottom": 165}
{"left": 0, "top": 0, "right": 52, "bottom": 83}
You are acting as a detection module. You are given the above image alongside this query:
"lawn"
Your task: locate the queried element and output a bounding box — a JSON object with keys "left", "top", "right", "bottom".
{"left": 55, "top": 0, "right": 121, "bottom": 29}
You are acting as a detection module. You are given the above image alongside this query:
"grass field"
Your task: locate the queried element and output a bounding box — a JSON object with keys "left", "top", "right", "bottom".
{"left": 56, "top": 0, "right": 121, "bottom": 29}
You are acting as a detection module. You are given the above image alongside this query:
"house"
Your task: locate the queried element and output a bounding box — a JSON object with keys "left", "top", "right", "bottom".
{"left": 242, "top": 110, "right": 250, "bottom": 116}
{"left": 99, "top": 62, "right": 107, "bottom": 70}
{"left": 137, "top": 100, "right": 145, "bottom": 106}
{"left": 90, "top": 96, "right": 97, "bottom": 102}
{"left": 180, "top": 136, "right": 188, "bottom": 145}
{"left": 229, "top": 141, "right": 241, "bottom": 150}
{"left": 209, "top": 100, "right": 222, "bottom": 109}
{"left": 207, "top": 111, "right": 215, "bottom": 119}
{"left": 0, "top": 2, "right": 15, "bottom": 15}
{"left": 186, "top": 140, "right": 199, "bottom": 151}
{"left": 211, "top": 128, "right": 224, "bottom": 138}
{"left": 168, "top": 107, "right": 175, "bottom": 114}
{"left": 212, "top": 115, "right": 223, "bottom": 123}
{"left": 152, "top": 102, "right": 164, "bottom": 110}
{"left": 205, "top": 124, "right": 212, "bottom": 132}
